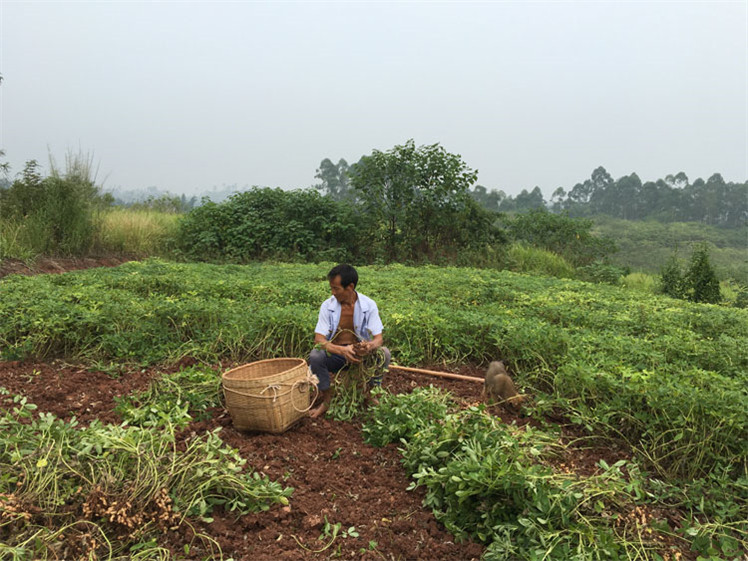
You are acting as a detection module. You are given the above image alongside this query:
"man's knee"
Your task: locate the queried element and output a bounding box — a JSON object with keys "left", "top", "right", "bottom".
{"left": 308, "top": 349, "right": 330, "bottom": 391}
{"left": 308, "top": 348, "right": 327, "bottom": 370}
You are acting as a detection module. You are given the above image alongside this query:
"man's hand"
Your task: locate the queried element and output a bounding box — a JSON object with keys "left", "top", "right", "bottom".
{"left": 353, "top": 340, "right": 372, "bottom": 356}
{"left": 339, "top": 344, "right": 361, "bottom": 364}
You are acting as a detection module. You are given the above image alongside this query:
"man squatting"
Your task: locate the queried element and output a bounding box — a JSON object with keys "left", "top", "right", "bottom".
{"left": 308, "top": 264, "right": 391, "bottom": 418}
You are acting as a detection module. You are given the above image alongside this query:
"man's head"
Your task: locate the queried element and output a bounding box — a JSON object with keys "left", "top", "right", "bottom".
{"left": 327, "top": 264, "right": 358, "bottom": 303}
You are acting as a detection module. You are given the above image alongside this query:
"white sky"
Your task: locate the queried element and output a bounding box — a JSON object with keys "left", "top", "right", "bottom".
{"left": 1, "top": 1, "right": 746, "bottom": 197}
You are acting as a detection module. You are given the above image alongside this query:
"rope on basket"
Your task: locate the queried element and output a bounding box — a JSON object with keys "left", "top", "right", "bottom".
{"left": 259, "top": 384, "right": 282, "bottom": 401}
{"left": 222, "top": 367, "right": 320, "bottom": 412}
{"left": 290, "top": 368, "right": 320, "bottom": 413}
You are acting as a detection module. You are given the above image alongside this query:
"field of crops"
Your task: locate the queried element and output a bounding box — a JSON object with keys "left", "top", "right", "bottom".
{"left": 1, "top": 260, "right": 746, "bottom": 560}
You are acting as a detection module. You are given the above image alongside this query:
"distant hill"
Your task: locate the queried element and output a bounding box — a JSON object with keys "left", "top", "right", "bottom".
{"left": 105, "top": 184, "right": 251, "bottom": 206}
{"left": 592, "top": 215, "right": 748, "bottom": 283}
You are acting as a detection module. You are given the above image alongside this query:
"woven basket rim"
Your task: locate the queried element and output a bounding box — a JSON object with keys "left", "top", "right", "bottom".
{"left": 222, "top": 357, "right": 307, "bottom": 383}
{"left": 222, "top": 357, "right": 312, "bottom": 433}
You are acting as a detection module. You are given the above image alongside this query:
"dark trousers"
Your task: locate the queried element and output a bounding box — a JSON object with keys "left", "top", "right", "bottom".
{"left": 308, "top": 347, "right": 391, "bottom": 391}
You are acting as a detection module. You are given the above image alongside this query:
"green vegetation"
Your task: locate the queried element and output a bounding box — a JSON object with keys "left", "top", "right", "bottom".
{"left": 175, "top": 187, "right": 359, "bottom": 263}
{"left": 365, "top": 389, "right": 746, "bottom": 561}
{"left": 592, "top": 216, "right": 748, "bottom": 285}
{"left": 174, "top": 141, "right": 501, "bottom": 266}
{"left": 114, "top": 365, "right": 222, "bottom": 428}
{"left": 348, "top": 139, "right": 499, "bottom": 263}
{"left": 0, "top": 260, "right": 746, "bottom": 558}
{"left": 0, "top": 152, "right": 180, "bottom": 262}
{"left": 502, "top": 209, "right": 616, "bottom": 267}
{"left": 1, "top": 261, "right": 745, "bottom": 479}
{"left": 0, "top": 376, "right": 292, "bottom": 560}
{"left": 503, "top": 244, "right": 576, "bottom": 279}
{"left": 472, "top": 166, "right": 747, "bottom": 228}
{"left": 659, "top": 244, "right": 723, "bottom": 304}
{"left": 0, "top": 155, "right": 111, "bottom": 258}
{"left": 95, "top": 209, "right": 180, "bottom": 257}
{"left": 1, "top": 142, "right": 745, "bottom": 558}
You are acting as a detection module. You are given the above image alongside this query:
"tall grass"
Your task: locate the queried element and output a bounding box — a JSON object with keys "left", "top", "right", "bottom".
{"left": 621, "top": 272, "right": 658, "bottom": 293}
{"left": 94, "top": 209, "right": 180, "bottom": 256}
{"left": 0, "top": 218, "right": 36, "bottom": 260}
{"left": 1, "top": 209, "right": 180, "bottom": 260}
{"left": 505, "top": 243, "right": 576, "bottom": 279}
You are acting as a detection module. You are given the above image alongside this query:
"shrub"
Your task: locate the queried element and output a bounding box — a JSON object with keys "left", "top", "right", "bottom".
{"left": 660, "top": 245, "right": 722, "bottom": 304}
{"left": 659, "top": 252, "right": 687, "bottom": 299}
{"left": 575, "top": 261, "right": 627, "bottom": 285}
{"left": 176, "top": 187, "right": 360, "bottom": 262}
{"left": 504, "top": 209, "right": 617, "bottom": 266}
{"left": 621, "top": 272, "right": 657, "bottom": 293}
{"left": 684, "top": 243, "right": 722, "bottom": 304}
{"left": 0, "top": 154, "right": 109, "bottom": 256}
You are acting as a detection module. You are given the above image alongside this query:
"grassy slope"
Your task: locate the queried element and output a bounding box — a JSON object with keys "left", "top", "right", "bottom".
{"left": 592, "top": 216, "right": 748, "bottom": 283}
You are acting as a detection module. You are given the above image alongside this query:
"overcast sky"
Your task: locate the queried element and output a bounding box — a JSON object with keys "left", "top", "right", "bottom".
{"left": 1, "top": 1, "right": 745, "bottom": 197}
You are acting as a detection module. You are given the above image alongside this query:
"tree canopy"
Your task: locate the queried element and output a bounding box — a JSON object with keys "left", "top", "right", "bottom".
{"left": 348, "top": 139, "right": 499, "bottom": 263}
{"left": 470, "top": 166, "right": 747, "bottom": 227}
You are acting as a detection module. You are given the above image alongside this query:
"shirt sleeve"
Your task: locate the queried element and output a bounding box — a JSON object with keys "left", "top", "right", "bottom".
{"left": 314, "top": 303, "right": 330, "bottom": 338}
{"left": 366, "top": 301, "right": 384, "bottom": 337}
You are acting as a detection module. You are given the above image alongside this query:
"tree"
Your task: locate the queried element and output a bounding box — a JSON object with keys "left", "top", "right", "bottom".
{"left": 314, "top": 158, "right": 351, "bottom": 201}
{"left": 513, "top": 186, "right": 546, "bottom": 211}
{"left": 659, "top": 245, "right": 722, "bottom": 304}
{"left": 609, "top": 173, "right": 641, "bottom": 219}
{"left": 659, "top": 253, "right": 686, "bottom": 299}
{"left": 469, "top": 184, "right": 506, "bottom": 212}
{"left": 0, "top": 149, "right": 9, "bottom": 176}
{"left": 349, "top": 140, "right": 494, "bottom": 262}
{"left": 550, "top": 187, "right": 566, "bottom": 212}
{"left": 684, "top": 243, "right": 721, "bottom": 303}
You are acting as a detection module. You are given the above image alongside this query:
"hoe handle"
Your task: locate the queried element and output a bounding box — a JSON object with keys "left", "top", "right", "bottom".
{"left": 389, "top": 364, "right": 484, "bottom": 384}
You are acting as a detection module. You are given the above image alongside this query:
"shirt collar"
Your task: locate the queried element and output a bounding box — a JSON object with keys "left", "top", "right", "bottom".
{"left": 325, "top": 292, "right": 371, "bottom": 312}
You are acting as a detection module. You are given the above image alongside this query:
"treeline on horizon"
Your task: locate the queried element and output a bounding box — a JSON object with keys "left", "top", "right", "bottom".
{"left": 2, "top": 147, "right": 744, "bottom": 229}
{"left": 1, "top": 144, "right": 745, "bottom": 269}
{"left": 315, "top": 158, "right": 747, "bottom": 228}
{"left": 475, "top": 166, "right": 746, "bottom": 227}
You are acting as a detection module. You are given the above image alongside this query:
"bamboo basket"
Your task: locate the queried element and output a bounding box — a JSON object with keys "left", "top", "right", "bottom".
{"left": 222, "top": 358, "right": 316, "bottom": 433}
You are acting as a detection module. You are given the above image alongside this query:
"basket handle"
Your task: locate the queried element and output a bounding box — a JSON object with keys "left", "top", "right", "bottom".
{"left": 290, "top": 378, "right": 319, "bottom": 413}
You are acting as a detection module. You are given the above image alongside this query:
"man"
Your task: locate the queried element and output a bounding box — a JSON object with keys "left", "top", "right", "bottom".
{"left": 308, "top": 264, "right": 390, "bottom": 418}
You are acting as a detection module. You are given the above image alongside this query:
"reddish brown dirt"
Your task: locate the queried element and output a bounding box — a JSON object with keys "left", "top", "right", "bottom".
{"left": 2, "top": 360, "right": 690, "bottom": 560}
{"left": 0, "top": 360, "right": 156, "bottom": 425}
{"left": 169, "top": 410, "right": 485, "bottom": 560}
{"left": 0, "top": 256, "right": 130, "bottom": 279}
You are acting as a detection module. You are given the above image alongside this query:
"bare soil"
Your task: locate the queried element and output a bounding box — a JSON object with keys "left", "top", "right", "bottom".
{"left": 0, "top": 256, "right": 131, "bottom": 279}
{"left": 0, "top": 359, "right": 650, "bottom": 560}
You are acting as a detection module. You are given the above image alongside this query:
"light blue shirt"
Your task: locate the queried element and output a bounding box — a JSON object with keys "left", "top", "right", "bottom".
{"left": 314, "top": 292, "right": 384, "bottom": 342}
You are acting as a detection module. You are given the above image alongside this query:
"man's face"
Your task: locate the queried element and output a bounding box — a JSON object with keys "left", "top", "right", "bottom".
{"left": 329, "top": 275, "right": 354, "bottom": 303}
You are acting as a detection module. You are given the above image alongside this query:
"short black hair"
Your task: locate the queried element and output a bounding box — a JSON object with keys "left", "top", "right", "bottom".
{"left": 328, "top": 264, "right": 358, "bottom": 289}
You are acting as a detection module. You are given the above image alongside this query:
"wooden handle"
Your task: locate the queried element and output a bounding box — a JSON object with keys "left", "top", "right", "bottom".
{"left": 389, "top": 364, "right": 484, "bottom": 384}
